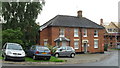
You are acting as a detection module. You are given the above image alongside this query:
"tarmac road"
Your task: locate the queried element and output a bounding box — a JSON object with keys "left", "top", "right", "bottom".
{"left": 61, "top": 50, "right": 118, "bottom": 66}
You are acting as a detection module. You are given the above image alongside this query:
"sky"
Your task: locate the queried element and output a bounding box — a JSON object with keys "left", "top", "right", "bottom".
{"left": 36, "top": 0, "right": 120, "bottom": 25}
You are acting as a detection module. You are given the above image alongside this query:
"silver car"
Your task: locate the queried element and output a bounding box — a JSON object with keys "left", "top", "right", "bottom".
{"left": 54, "top": 46, "right": 75, "bottom": 58}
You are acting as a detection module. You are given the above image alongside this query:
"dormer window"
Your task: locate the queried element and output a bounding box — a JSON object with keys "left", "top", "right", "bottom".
{"left": 94, "top": 30, "right": 98, "bottom": 37}
{"left": 59, "top": 28, "right": 65, "bottom": 37}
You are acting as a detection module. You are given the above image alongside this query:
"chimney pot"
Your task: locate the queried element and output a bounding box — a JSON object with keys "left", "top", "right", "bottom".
{"left": 100, "top": 18, "right": 103, "bottom": 25}
{"left": 77, "top": 10, "right": 82, "bottom": 18}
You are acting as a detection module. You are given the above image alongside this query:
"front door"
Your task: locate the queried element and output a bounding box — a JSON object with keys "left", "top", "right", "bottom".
{"left": 62, "top": 41, "right": 66, "bottom": 46}
{"left": 84, "top": 43, "right": 87, "bottom": 53}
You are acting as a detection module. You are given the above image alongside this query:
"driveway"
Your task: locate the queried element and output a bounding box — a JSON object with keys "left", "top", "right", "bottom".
{"left": 58, "top": 51, "right": 112, "bottom": 64}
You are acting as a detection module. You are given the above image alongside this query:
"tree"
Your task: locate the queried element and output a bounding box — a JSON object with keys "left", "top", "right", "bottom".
{"left": 2, "top": 29, "right": 23, "bottom": 47}
{"left": 2, "top": 1, "right": 45, "bottom": 47}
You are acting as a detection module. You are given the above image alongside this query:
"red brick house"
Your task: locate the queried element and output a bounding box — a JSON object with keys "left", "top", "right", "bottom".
{"left": 39, "top": 11, "right": 105, "bottom": 53}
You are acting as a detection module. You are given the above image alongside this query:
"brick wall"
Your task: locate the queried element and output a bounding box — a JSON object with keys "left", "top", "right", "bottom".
{"left": 40, "top": 26, "right": 105, "bottom": 53}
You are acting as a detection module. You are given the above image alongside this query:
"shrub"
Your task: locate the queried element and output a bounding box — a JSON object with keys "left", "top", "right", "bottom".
{"left": 46, "top": 44, "right": 57, "bottom": 54}
{"left": 104, "top": 44, "right": 108, "bottom": 51}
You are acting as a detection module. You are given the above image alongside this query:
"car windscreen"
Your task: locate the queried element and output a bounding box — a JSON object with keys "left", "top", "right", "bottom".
{"left": 36, "top": 46, "right": 49, "bottom": 51}
{"left": 7, "top": 44, "right": 23, "bottom": 50}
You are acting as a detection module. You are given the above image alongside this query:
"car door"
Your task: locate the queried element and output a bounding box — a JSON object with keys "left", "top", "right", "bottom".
{"left": 59, "top": 46, "right": 67, "bottom": 56}
{"left": 66, "top": 47, "right": 72, "bottom": 56}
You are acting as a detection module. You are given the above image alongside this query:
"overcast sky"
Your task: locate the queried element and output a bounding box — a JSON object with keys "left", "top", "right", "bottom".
{"left": 36, "top": 0, "right": 120, "bottom": 25}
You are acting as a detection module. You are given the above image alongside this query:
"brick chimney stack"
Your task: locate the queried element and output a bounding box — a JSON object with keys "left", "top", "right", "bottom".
{"left": 100, "top": 18, "right": 103, "bottom": 25}
{"left": 77, "top": 10, "right": 82, "bottom": 18}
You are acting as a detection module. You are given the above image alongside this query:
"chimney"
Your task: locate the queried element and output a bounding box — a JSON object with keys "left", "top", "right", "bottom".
{"left": 100, "top": 18, "right": 103, "bottom": 25}
{"left": 77, "top": 10, "right": 82, "bottom": 18}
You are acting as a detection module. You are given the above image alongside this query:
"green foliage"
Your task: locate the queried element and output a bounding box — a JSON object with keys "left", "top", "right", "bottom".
{"left": 2, "top": 29, "right": 23, "bottom": 47}
{"left": 46, "top": 44, "right": 57, "bottom": 54}
{"left": 2, "top": 2, "right": 45, "bottom": 48}
{"left": 25, "top": 56, "right": 64, "bottom": 62}
{"left": 104, "top": 44, "right": 108, "bottom": 51}
{"left": 0, "top": 56, "right": 64, "bottom": 62}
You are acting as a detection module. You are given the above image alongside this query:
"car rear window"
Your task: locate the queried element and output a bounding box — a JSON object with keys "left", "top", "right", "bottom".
{"left": 37, "top": 46, "right": 49, "bottom": 51}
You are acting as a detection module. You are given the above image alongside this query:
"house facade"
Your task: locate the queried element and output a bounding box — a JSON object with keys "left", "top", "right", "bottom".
{"left": 39, "top": 11, "right": 105, "bottom": 53}
{"left": 100, "top": 20, "right": 120, "bottom": 48}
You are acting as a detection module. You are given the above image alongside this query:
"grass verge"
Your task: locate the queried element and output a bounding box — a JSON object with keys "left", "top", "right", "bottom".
{"left": 0, "top": 56, "right": 65, "bottom": 62}
{"left": 25, "top": 56, "right": 64, "bottom": 62}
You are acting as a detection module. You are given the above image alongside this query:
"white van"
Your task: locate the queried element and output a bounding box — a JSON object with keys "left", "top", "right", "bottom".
{"left": 2, "top": 43, "right": 25, "bottom": 61}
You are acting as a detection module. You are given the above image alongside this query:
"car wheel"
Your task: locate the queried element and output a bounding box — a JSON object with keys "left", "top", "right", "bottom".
{"left": 55, "top": 53, "right": 59, "bottom": 58}
{"left": 33, "top": 55, "right": 37, "bottom": 60}
{"left": 70, "top": 53, "right": 75, "bottom": 58}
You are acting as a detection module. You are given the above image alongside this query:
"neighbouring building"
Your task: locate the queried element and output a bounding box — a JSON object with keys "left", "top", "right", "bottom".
{"left": 100, "top": 19, "right": 120, "bottom": 48}
{"left": 39, "top": 10, "right": 105, "bottom": 53}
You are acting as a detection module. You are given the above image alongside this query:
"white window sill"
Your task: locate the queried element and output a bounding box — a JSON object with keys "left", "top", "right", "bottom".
{"left": 74, "top": 36, "right": 79, "bottom": 37}
{"left": 74, "top": 48, "right": 79, "bottom": 49}
{"left": 59, "top": 35, "right": 65, "bottom": 37}
{"left": 94, "top": 35, "right": 98, "bottom": 37}
{"left": 83, "top": 35, "right": 87, "bottom": 37}
{"left": 94, "top": 47, "right": 98, "bottom": 48}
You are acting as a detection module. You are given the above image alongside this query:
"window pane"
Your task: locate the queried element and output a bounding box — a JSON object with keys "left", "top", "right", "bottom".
{"left": 94, "top": 40, "right": 98, "bottom": 48}
{"left": 60, "top": 28, "right": 65, "bottom": 37}
{"left": 94, "top": 30, "right": 98, "bottom": 37}
{"left": 74, "top": 41, "right": 79, "bottom": 49}
{"left": 83, "top": 29, "right": 87, "bottom": 37}
{"left": 74, "top": 28, "right": 78, "bottom": 37}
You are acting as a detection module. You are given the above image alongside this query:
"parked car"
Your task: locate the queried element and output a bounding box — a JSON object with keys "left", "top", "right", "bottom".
{"left": 2, "top": 43, "right": 25, "bottom": 61}
{"left": 54, "top": 46, "right": 75, "bottom": 58}
{"left": 26, "top": 45, "right": 51, "bottom": 60}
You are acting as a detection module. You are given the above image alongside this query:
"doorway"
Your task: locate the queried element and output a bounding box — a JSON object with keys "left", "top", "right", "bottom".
{"left": 62, "top": 41, "right": 66, "bottom": 46}
{"left": 83, "top": 43, "right": 87, "bottom": 53}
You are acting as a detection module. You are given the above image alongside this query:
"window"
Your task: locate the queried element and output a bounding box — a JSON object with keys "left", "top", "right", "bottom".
{"left": 44, "top": 41, "right": 48, "bottom": 46}
{"left": 56, "top": 42, "right": 60, "bottom": 46}
{"left": 94, "top": 39, "right": 98, "bottom": 48}
{"left": 94, "top": 30, "right": 98, "bottom": 37}
{"left": 110, "top": 37, "right": 112, "bottom": 40}
{"left": 110, "top": 42, "right": 113, "bottom": 47}
{"left": 108, "top": 29, "right": 112, "bottom": 32}
{"left": 59, "top": 28, "right": 65, "bottom": 37}
{"left": 83, "top": 29, "right": 87, "bottom": 37}
{"left": 74, "top": 28, "right": 79, "bottom": 37}
{"left": 74, "top": 41, "right": 79, "bottom": 49}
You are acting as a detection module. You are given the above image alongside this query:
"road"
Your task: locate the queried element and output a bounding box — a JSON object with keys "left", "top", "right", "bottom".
{"left": 61, "top": 50, "right": 118, "bottom": 66}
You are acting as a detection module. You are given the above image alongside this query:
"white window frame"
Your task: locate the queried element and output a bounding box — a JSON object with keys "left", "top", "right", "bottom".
{"left": 74, "top": 28, "right": 79, "bottom": 37}
{"left": 74, "top": 41, "right": 79, "bottom": 49}
{"left": 83, "top": 29, "right": 87, "bottom": 37}
{"left": 59, "top": 28, "right": 65, "bottom": 37}
{"left": 94, "top": 39, "right": 98, "bottom": 48}
{"left": 94, "top": 30, "right": 98, "bottom": 37}
{"left": 44, "top": 41, "right": 48, "bottom": 46}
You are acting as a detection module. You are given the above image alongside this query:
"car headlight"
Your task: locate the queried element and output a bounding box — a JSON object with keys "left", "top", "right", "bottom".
{"left": 7, "top": 51, "right": 12, "bottom": 55}
{"left": 22, "top": 52, "right": 25, "bottom": 55}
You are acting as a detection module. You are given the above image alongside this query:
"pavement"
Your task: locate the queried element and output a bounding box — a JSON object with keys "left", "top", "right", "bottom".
{"left": 2, "top": 49, "right": 115, "bottom": 66}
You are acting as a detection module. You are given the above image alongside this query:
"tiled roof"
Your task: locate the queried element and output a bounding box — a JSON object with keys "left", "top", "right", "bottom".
{"left": 40, "top": 15, "right": 104, "bottom": 31}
